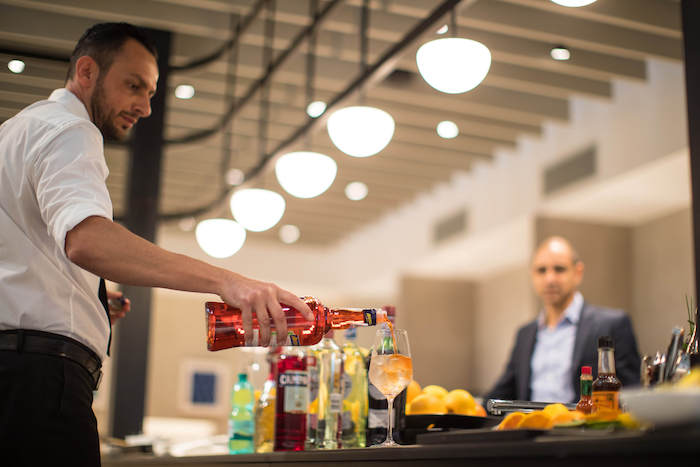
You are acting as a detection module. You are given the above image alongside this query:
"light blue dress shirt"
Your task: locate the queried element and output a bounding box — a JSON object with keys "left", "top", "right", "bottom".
{"left": 529, "top": 292, "right": 584, "bottom": 403}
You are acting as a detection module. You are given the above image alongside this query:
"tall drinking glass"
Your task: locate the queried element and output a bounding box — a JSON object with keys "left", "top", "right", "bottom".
{"left": 368, "top": 327, "right": 412, "bottom": 447}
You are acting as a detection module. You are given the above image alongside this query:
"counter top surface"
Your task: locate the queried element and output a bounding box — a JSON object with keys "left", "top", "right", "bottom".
{"left": 103, "top": 427, "right": 700, "bottom": 466}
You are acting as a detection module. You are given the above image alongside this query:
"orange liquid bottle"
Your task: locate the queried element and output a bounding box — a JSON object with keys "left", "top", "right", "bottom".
{"left": 591, "top": 336, "right": 622, "bottom": 413}
{"left": 206, "top": 296, "right": 388, "bottom": 350}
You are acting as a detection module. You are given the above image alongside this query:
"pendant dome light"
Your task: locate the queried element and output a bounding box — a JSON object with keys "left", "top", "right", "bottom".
{"left": 275, "top": 151, "right": 337, "bottom": 198}
{"left": 416, "top": 8, "right": 491, "bottom": 94}
{"left": 327, "top": 106, "right": 395, "bottom": 158}
{"left": 230, "top": 188, "right": 285, "bottom": 232}
{"left": 327, "top": 0, "right": 394, "bottom": 158}
{"left": 195, "top": 218, "right": 246, "bottom": 258}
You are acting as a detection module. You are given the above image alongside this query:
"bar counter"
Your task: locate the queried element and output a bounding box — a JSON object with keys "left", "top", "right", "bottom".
{"left": 104, "top": 426, "right": 700, "bottom": 466}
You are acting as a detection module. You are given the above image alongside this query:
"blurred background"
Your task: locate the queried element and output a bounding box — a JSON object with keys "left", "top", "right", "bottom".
{"left": 0, "top": 0, "right": 692, "bottom": 438}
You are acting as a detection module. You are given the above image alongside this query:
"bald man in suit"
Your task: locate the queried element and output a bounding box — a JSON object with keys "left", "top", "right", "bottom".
{"left": 485, "top": 237, "right": 641, "bottom": 403}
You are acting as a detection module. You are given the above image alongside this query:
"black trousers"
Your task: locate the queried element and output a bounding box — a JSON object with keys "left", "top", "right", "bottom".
{"left": 0, "top": 350, "right": 101, "bottom": 466}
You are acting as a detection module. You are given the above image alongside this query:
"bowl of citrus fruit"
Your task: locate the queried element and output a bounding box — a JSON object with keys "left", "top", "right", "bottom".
{"left": 404, "top": 381, "right": 498, "bottom": 431}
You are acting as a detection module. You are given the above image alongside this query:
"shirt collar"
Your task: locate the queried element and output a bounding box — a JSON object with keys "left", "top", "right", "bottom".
{"left": 48, "top": 88, "right": 91, "bottom": 122}
{"left": 537, "top": 291, "right": 584, "bottom": 329}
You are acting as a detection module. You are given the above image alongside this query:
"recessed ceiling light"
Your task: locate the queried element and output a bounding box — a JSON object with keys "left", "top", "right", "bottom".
{"left": 550, "top": 0, "right": 597, "bottom": 7}
{"left": 436, "top": 24, "right": 449, "bottom": 35}
{"left": 8, "top": 59, "right": 25, "bottom": 74}
{"left": 345, "top": 181, "right": 368, "bottom": 201}
{"left": 550, "top": 46, "right": 571, "bottom": 61}
{"left": 175, "top": 84, "right": 195, "bottom": 99}
{"left": 436, "top": 120, "right": 459, "bottom": 139}
{"left": 178, "top": 216, "right": 196, "bottom": 232}
{"left": 279, "top": 224, "right": 301, "bottom": 244}
{"left": 306, "top": 100, "right": 326, "bottom": 118}
{"left": 226, "top": 168, "right": 245, "bottom": 186}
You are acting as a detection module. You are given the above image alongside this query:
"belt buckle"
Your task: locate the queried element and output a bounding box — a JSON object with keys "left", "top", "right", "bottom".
{"left": 94, "top": 369, "right": 103, "bottom": 391}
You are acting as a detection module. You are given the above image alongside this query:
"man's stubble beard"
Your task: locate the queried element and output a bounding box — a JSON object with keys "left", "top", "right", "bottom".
{"left": 91, "top": 78, "right": 126, "bottom": 142}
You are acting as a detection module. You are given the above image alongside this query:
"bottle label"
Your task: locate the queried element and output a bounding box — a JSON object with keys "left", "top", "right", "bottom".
{"left": 341, "top": 372, "right": 353, "bottom": 399}
{"left": 279, "top": 370, "right": 309, "bottom": 414}
{"left": 592, "top": 391, "right": 619, "bottom": 411}
{"left": 329, "top": 393, "right": 342, "bottom": 413}
{"left": 245, "top": 330, "right": 301, "bottom": 346}
{"left": 363, "top": 309, "right": 377, "bottom": 325}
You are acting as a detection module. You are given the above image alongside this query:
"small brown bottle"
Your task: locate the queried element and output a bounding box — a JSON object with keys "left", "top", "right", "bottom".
{"left": 592, "top": 336, "right": 622, "bottom": 413}
{"left": 576, "top": 366, "right": 594, "bottom": 414}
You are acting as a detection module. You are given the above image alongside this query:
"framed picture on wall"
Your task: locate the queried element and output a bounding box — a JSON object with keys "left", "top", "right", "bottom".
{"left": 177, "top": 358, "right": 230, "bottom": 416}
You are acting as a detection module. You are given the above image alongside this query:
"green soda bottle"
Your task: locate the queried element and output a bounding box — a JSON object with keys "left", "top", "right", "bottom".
{"left": 229, "top": 373, "right": 255, "bottom": 454}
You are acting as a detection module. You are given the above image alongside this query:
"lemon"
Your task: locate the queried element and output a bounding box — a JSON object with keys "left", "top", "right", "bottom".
{"left": 497, "top": 411, "right": 525, "bottom": 430}
{"left": 422, "top": 384, "right": 449, "bottom": 400}
{"left": 407, "top": 393, "right": 447, "bottom": 415}
{"left": 445, "top": 389, "right": 476, "bottom": 415}
{"left": 406, "top": 380, "right": 421, "bottom": 404}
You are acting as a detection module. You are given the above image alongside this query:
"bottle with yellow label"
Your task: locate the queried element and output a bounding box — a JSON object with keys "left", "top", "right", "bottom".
{"left": 592, "top": 336, "right": 622, "bottom": 413}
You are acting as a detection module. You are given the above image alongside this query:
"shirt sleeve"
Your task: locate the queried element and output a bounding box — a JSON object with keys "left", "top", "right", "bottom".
{"left": 31, "top": 121, "right": 113, "bottom": 252}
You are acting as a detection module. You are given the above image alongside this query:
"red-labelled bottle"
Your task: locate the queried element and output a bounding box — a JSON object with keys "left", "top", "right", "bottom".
{"left": 206, "top": 296, "right": 387, "bottom": 350}
{"left": 274, "top": 348, "right": 308, "bottom": 451}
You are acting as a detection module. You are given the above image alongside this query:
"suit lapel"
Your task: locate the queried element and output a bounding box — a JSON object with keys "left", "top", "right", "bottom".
{"left": 571, "top": 303, "right": 593, "bottom": 393}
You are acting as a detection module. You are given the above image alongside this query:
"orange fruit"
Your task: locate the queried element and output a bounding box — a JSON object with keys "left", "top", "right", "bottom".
{"left": 550, "top": 411, "right": 577, "bottom": 427}
{"left": 497, "top": 411, "right": 525, "bottom": 430}
{"left": 406, "top": 380, "right": 421, "bottom": 404}
{"left": 408, "top": 393, "right": 447, "bottom": 415}
{"left": 472, "top": 404, "right": 487, "bottom": 417}
{"left": 422, "top": 385, "right": 448, "bottom": 400}
{"left": 517, "top": 411, "right": 553, "bottom": 430}
{"left": 445, "top": 389, "right": 476, "bottom": 415}
{"left": 543, "top": 403, "right": 569, "bottom": 417}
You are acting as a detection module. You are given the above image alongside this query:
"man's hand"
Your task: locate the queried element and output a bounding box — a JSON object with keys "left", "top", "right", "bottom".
{"left": 218, "top": 272, "right": 313, "bottom": 347}
{"left": 107, "top": 290, "right": 130, "bottom": 324}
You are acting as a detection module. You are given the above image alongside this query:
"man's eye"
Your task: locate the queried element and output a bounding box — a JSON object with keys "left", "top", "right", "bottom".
{"left": 536, "top": 267, "right": 546, "bottom": 274}
{"left": 554, "top": 266, "right": 567, "bottom": 273}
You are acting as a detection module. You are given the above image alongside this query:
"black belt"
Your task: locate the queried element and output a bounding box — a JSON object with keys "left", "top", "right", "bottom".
{"left": 0, "top": 330, "right": 103, "bottom": 390}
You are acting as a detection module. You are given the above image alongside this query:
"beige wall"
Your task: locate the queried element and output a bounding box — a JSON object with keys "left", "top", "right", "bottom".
{"left": 472, "top": 266, "right": 535, "bottom": 396}
{"left": 631, "top": 208, "right": 695, "bottom": 356}
{"left": 399, "top": 276, "right": 475, "bottom": 392}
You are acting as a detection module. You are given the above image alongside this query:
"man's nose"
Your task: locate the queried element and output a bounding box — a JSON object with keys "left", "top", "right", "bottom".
{"left": 134, "top": 95, "right": 152, "bottom": 118}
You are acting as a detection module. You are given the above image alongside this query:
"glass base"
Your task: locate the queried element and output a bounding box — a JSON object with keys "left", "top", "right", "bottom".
{"left": 370, "top": 438, "right": 401, "bottom": 448}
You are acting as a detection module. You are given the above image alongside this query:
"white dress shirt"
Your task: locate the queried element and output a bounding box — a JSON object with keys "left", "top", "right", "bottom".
{"left": 0, "top": 88, "right": 113, "bottom": 360}
{"left": 529, "top": 291, "right": 584, "bottom": 403}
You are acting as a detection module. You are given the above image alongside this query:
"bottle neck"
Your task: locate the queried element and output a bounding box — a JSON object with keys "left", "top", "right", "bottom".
{"left": 580, "top": 375, "right": 592, "bottom": 397}
{"left": 597, "top": 348, "right": 616, "bottom": 375}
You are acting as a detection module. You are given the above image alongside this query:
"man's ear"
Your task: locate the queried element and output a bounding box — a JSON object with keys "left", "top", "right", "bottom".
{"left": 574, "top": 260, "right": 585, "bottom": 284}
{"left": 73, "top": 55, "right": 99, "bottom": 90}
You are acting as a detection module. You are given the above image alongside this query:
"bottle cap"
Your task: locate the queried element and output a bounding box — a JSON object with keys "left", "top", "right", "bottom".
{"left": 598, "top": 335, "right": 614, "bottom": 348}
{"left": 581, "top": 366, "right": 592, "bottom": 375}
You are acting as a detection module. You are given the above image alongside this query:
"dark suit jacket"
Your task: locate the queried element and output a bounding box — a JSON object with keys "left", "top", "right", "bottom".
{"left": 485, "top": 303, "right": 641, "bottom": 402}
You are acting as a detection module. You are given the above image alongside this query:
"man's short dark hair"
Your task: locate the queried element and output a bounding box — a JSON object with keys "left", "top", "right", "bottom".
{"left": 66, "top": 22, "right": 158, "bottom": 82}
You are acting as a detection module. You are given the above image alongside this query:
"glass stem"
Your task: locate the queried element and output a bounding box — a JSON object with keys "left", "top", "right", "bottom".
{"left": 386, "top": 396, "right": 395, "bottom": 444}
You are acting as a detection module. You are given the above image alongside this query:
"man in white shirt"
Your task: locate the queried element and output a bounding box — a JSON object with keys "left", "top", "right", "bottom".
{"left": 485, "top": 236, "right": 640, "bottom": 403}
{"left": 0, "top": 23, "right": 312, "bottom": 466}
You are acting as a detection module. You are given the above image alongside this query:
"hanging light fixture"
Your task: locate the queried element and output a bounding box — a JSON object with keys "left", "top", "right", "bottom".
{"left": 327, "top": 0, "right": 395, "bottom": 158}
{"left": 275, "top": 151, "right": 337, "bottom": 198}
{"left": 230, "top": 188, "right": 285, "bottom": 232}
{"left": 327, "top": 106, "right": 395, "bottom": 158}
{"left": 416, "top": 7, "right": 491, "bottom": 94}
{"left": 416, "top": 38, "right": 491, "bottom": 94}
{"left": 195, "top": 218, "right": 246, "bottom": 258}
{"left": 550, "top": 0, "right": 597, "bottom": 7}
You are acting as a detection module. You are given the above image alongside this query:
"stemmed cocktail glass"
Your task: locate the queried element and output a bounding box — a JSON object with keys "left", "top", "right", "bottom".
{"left": 368, "top": 327, "right": 412, "bottom": 447}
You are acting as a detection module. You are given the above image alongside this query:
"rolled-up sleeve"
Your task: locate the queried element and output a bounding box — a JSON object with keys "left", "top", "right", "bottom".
{"left": 31, "top": 122, "right": 113, "bottom": 252}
